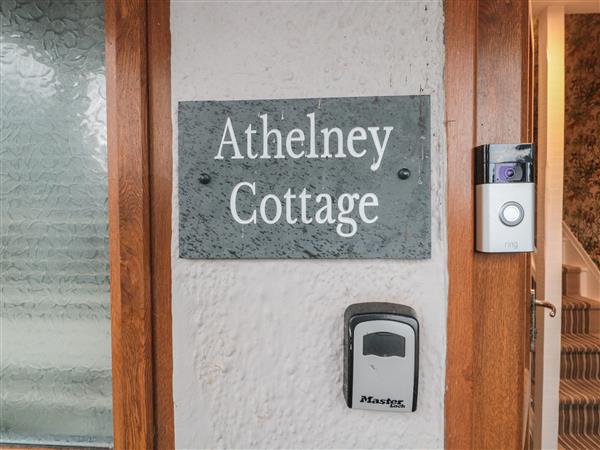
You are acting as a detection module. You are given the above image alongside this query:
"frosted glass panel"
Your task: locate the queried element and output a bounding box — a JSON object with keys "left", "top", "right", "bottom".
{"left": 0, "top": 0, "right": 112, "bottom": 446}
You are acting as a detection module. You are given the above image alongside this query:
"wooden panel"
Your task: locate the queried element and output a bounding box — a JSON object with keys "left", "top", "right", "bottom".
{"left": 105, "top": 1, "right": 154, "bottom": 449}
{"left": 147, "top": 1, "right": 175, "bottom": 448}
{"left": 444, "top": 0, "right": 477, "bottom": 448}
{"left": 445, "top": 0, "right": 530, "bottom": 448}
{"left": 472, "top": 0, "right": 529, "bottom": 449}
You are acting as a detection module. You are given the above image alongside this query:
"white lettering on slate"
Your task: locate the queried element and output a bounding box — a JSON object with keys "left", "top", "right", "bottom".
{"left": 215, "top": 112, "right": 393, "bottom": 172}
{"left": 216, "top": 111, "right": 393, "bottom": 238}
{"left": 229, "top": 182, "right": 379, "bottom": 238}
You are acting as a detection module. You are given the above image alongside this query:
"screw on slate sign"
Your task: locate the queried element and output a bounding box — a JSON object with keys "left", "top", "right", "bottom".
{"left": 199, "top": 173, "right": 211, "bottom": 185}
{"left": 397, "top": 168, "right": 411, "bottom": 180}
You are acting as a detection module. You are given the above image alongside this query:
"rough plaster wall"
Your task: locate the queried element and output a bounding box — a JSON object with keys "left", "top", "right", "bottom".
{"left": 170, "top": 2, "right": 447, "bottom": 449}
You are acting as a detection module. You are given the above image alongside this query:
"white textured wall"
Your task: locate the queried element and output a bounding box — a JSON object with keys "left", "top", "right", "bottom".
{"left": 170, "top": 2, "right": 447, "bottom": 449}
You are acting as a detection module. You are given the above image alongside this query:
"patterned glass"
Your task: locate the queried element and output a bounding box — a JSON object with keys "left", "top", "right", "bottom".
{"left": 0, "top": 0, "right": 112, "bottom": 446}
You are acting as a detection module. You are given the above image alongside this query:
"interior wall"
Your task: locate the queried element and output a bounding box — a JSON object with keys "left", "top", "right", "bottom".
{"left": 170, "top": 2, "right": 447, "bottom": 448}
{"left": 564, "top": 13, "right": 600, "bottom": 268}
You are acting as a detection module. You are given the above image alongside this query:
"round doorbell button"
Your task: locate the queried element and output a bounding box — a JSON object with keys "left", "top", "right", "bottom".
{"left": 499, "top": 201, "right": 524, "bottom": 226}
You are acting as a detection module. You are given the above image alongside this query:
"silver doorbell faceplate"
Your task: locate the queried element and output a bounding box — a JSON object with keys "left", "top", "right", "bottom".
{"left": 475, "top": 143, "right": 535, "bottom": 253}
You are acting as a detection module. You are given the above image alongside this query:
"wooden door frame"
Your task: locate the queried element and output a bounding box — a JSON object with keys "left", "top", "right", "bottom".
{"left": 445, "top": 0, "right": 531, "bottom": 449}
{"left": 105, "top": 1, "right": 174, "bottom": 449}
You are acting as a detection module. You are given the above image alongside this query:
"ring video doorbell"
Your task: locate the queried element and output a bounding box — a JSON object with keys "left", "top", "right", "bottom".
{"left": 344, "top": 303, "right": 418, "bottom": 412}
{"left": 475, "top": 143, "right": 535, "bottom": 253}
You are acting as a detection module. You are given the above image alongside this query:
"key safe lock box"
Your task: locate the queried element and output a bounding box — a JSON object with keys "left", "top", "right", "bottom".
{"left": 344, "top": 303, "right": 419, "bottom": 412}
{"left": 475, "top": 143, "right": 535, "bottom": 253}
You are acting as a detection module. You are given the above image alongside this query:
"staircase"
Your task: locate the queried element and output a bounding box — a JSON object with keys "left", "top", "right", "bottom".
{"left": 559, "top": 265, "right": 600, "bottom": 449}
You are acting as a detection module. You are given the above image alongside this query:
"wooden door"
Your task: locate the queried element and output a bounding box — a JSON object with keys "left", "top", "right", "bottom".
{"left": 445, "top": 0, "right": 531, "bottom": 449}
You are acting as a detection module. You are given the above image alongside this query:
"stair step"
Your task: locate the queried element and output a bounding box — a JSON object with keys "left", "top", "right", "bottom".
{"left": 559, "top": 380, "right": 600, "bottom": 437}
{"left": 563, "top": 295, "right": 596, "bottom": 310}
{"left": 559, "top": 269, "right": 600, "bottom": 445}
{"left": 562, "top": 334, "right": 600, "bottom": 380}
{"left": 563, "top": 334, "right": 600, "bottom": 351}
{"left": 559, "top": 403, "right": 600, "bottom": 439}
{"left": 560, "top": 379, "right": 600, "bottom": 406}
{"left": 562, "top": 296, "right": 593, "bottom": 335}
{"left": 559, "top": 432, "right": 600, "bottom": 450}
{"left": 563, "top": 265, "right": 583, "bottom": 296}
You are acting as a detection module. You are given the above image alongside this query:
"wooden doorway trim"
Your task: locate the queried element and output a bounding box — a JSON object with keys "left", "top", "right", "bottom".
{"left": 105, "top": 1, "right": 174, "bottom": 449}
{"left": 147, "top": 2, "right": 175, "bottom": 449}
{"left": 445, "top": 0, "right": 530, "bottom": 448}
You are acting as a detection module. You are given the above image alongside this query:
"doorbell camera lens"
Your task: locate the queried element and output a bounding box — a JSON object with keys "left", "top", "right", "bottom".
{"left": 495, "top": 163, "right": 523, "bottom": 182}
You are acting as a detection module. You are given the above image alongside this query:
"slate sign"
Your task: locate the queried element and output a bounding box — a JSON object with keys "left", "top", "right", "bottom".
{"left": 178, "top": 96, "right": 431, "bottom": 259}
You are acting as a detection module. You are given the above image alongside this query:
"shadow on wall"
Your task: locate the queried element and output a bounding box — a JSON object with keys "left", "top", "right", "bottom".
{"left": 564, "top": 14, "right": 600, "bottom": 268}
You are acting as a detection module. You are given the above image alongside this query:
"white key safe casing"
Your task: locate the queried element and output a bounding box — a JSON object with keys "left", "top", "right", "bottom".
{"left": 343, "top": 303, "right": 418, "bottom": 412}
